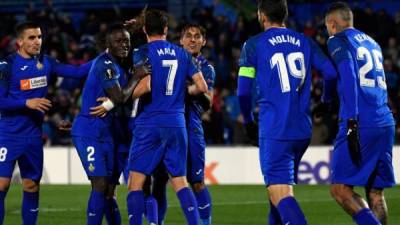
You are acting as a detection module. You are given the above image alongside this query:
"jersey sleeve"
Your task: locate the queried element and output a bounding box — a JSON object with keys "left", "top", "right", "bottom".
{"left": 238, "top": 39, "right": 257, "bottom": 79}
{"left": 96, "top": 60, "right": 120, "bottom": 90}
{"left": 308, "top": 37, "right": 337, "bottom": 103}
{"left": 0, "top": 60, "right": 26, "bottom": 110}
{"left": 327, "top": 36, "right": 358, "bottom": 119}
{"left": 49, "top": 56, "right": 92, "bottom": 79}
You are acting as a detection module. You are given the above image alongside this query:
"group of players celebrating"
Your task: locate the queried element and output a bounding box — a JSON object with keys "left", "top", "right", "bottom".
{"left": 0, "top": 0, "right": 396, "bottom": 225}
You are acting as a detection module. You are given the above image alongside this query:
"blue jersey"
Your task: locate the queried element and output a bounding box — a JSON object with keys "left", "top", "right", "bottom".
{"left": 238, "top": 27, "right": 336, "bottom": 140}
{"left": 0, "top": 53, "right": 91, "bottom": 138}
{"left": 186, "top": 55, "right": 215, "bottom": 135}
{"left": 112, "top": 66, "right": 134, "bottom": 151}
{"left": 327, "top": 28, "right": 394, "bottom": 128}
{"left": 132, "top": 40, "right": 200, "bottom": 127}
{"left": 72, "top": 52, "right": 123, "bottom": 141}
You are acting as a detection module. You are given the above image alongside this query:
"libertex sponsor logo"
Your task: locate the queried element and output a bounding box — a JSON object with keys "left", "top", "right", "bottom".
{"left": 20, "top": 76, "right": 47, "bottom": 90}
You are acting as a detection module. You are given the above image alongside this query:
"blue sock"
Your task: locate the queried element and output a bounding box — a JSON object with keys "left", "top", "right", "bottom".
{"left": 145, "top": 196, "right": 158, "bottom": 225}
{"left": 127, "top": 191, "right": 145, "bottom": 225}
{"left": 194, "top": 188, "right": 212, "bottom": 225}
{"left": 105, "top": 197, "right": 121, "bottom": 225}
{"left": 353, "top": 208, "right": 381, "bottom": 225}
{"left": 177, "top": 187, "right": 200, "bottom": 225}
{"left": 87, "top": 190, "right": 105, "bottom": 225}
{"left": 0, "top": 191, "right": 6, "bottom": 225}
{"left": 276, "top": 196, "right": 307, "bottom": 225}
{"left": 269, "top": 200, "right": 282, "bottom": 225}
{"left": 22, "top": 191, "right": 39, "bottom": 225}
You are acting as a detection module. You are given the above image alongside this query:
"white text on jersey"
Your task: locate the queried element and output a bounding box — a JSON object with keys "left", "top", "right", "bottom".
{"left": 269, "top": 35, "right": 301, "bottom": 47}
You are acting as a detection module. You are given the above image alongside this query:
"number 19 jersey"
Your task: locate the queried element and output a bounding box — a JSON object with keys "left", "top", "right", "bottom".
{"left": 132, "top": 40, "right": 199, "bottom": 128}
{"left": 239, "top": 28, "right": 317, "bottom": 140}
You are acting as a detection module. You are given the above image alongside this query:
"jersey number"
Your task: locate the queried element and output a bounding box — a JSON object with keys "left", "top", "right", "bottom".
{"left": 0, "top": 147, "right": 7, "bottom": 162}
{"left": 87, "top": 146, "right": 95, "bottom": 162}
{"left": 162, "top": 60, "right": 178, "bottom": 95}
{"left": 357, "top": 47, "right": 386, "bottom": 89}
{"left": 270, "top": 52, "right": 306, "bottom": 93}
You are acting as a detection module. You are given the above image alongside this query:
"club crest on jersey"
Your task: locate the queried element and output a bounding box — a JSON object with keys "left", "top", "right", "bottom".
{"left": 36, "top": 61, "right": 43, "bottom": 70}
{"left": 88, "top": 163, "right": 95, "bottom": 172}
{"left": 106, "top": 69, "right": 116, "bottom": 79}
{"left": 20, "top": 76, "right": 47, "bottom": 91}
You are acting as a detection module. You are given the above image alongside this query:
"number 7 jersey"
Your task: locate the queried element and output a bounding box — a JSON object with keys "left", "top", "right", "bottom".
{"left": 327, "top": 28, "right": 394, "bottom": 127}
{"left": 239, "top": 27, "right": 335, "bottom": 140}
{"left": 132, "top": 40, "right": 200, "bottom": 128}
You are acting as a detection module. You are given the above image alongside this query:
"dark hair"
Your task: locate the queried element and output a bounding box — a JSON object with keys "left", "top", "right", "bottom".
{"left": 144, "top": 9, "right": 168, "bottom": 36}
{"left": 106, "top": 23, "right": 127, "bottom": 37}
{"left": 325, "top": 1, "right": 353, "bottom": 22}
{"left": 15, "top": 21, "right": 40, "bottom": 37}
{"left": 180, "top": 23, "right": 206, "bottom": 39}
{"left": 257, "top": 0, "right": 288, "bottom": 24}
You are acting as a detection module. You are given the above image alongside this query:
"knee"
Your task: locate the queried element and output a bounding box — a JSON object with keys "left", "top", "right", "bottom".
{"left": 367, "top": 188, "right": 384, "bottom": 203}
{"left": 330, "top": 184, "right": 351, "bottom": 202}
{"left": 90, "top": 177, "right": 109, "bottom": 194}
{"left": 190, "top": 182, "right": 206, "bottom": 193}
{"left": 22, "top": 179, "right": 39, "bottom": 192}
{"left": 170, "top": 176, "right": 188, "bottom": 193}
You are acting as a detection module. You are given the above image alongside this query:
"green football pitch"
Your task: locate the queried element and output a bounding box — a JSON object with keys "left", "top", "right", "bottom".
{"left": 3, "top": 184, "right": 399, "bottom": 225}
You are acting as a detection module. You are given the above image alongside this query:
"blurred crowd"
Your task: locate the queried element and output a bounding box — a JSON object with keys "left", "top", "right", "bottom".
{"left": 1, "top": 1, "right": 400, "bottom": 146}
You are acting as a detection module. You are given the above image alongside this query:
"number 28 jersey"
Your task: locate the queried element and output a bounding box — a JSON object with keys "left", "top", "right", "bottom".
{"left": 132, "top": 40, "right": 200, "bottom": 128}
{"left": 239, "top": 27, "right": 328, "bottom": 140}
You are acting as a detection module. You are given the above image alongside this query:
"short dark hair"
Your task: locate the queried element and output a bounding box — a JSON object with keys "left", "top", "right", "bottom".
{"left": 326, "top": 1, "right": 353, "bottom": 22}
{"left": 15, "top": 21, "right": 40, "bottom": 37}
{"left": 181, "top": 23, "right": 206, "bottom": 39}
{"left": 144, "top": 9, "right": 168, "bottom": 36}
{"left": 106, "top": 23, "right": 127, "bottom": 37}
{"left": 258, "top": 0, "right": 288, "bottom": 24}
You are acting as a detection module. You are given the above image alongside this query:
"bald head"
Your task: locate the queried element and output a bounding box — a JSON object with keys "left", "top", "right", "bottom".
{"left": 325, "top": 2, "right": 353, "bottom": 36}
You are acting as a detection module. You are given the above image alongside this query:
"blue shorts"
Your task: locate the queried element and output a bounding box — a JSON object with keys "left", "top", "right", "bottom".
{"left": 259, "top": 138, "right": 310, "bottom": 185}
{"left": 187, "top": 132, "right": 206, "bottom": 183}
{"left": 0, "top": 136, "right": 43, "bottom": 181}
{"left": 332, "top": 126, "right": 395, "bottom": 188}
{"left": 128, "top": 127, "right": 187, "bottom": 177}
{"left": 72, "top": 136, "right": 114, "bottom": 178}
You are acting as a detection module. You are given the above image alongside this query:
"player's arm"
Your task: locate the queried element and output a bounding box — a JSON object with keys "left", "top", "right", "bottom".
{"left": 50, "top": 57, "right": 93, "bottom": 78}
{"left": 237, "top": 40, "right": 258, "bottom": 146}
{"left": 132, "top": 75, "right": 151, "bottom": 98}
{"left": 187, "top": 55, "right": 208, "bottom": 95}
{"left": 0, "top": 61, "right": 51, "bottom": 112}
{"left": 192, "top": 65, "right": 215, "bottom": 111}
{"left": 328, "top": 36, "right": 360, "bottom": 165}
{"left": 308, "top": 38, "right": 337, "bottom": 103}
{"left": 327, "top": 37, "right": 358, "bottom": 119}
{"left": 104, "top": 61, "right": 151, "bottom": 105}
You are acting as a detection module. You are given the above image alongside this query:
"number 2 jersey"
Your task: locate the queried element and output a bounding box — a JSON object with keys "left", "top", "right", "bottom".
{"left": 132, "top": 40, "right": 200, "bottom": 128}
{"left": 327, "top": 28, "right": 394, "bottom": 128}
{"left": 239, "top": 27, "right": 336, "bottom": 140}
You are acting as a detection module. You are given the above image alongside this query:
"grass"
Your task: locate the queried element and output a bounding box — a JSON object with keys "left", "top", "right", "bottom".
{"left": 3, "top": 184, "right": 399, "bottom": 225}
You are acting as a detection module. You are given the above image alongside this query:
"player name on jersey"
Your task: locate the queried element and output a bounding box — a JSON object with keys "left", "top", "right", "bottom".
{"left": 354, "top": 33, "right": 374, "bottom": 43}
{"left": 157, "top": 47, "right": 176, "bottom": 56}
{"left": 20, "top": 76, "right": 47, "bottom": 90}
{"left": 268, "top": 34, "right": 301, "bottom": 47}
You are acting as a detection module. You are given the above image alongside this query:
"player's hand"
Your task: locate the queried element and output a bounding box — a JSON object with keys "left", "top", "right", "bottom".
{"left": 58, "top": 120, "right": 72, "bottom": 131}
{"left": 312, "top": 101, "right": 331, "bottom": 118}
{"left": 347, "top": 119, "right": 361, "bottom": 166}
{"left": 123, "top": 19, "right": 137, "bottom": 27}
{"left": 90, "top": 97, "right": 109, "bottom": 117}
{"left": 26, "top": 98, "right": 52, "bottom": 113}
{"left": 133, "top": 58, "right": 152, "bottom": 80}
{"left": 245, "top": 121, "right": 259, "bottom": 147}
